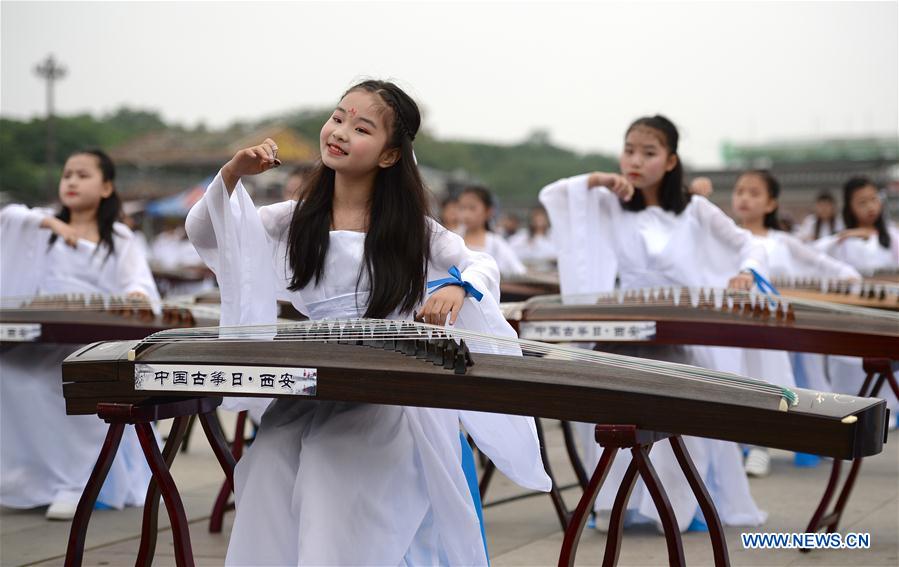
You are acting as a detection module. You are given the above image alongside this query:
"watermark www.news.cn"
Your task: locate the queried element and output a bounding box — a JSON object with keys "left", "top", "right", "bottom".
{"left": 741, "top": 532, "right": 871, "bottom": 550}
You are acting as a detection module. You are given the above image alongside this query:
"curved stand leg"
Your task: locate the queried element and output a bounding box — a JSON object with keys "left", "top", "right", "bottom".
{"left": 804, "top": 459, "right": 843, "bottom": 540}
{"left": 805, "top": 360, "right": 895, "bottom": 549}
{"left": 559, "top": 446, "right": 618, "bottom": 567}
{"left": 136, "top": 416, "right": 190, "bottom": 567}
{"left": 65, "top": 423, "right": 126, "bottom": 567}
{"left": 208, "top": 410, "right": 244, "bottom": 533}
{"left": 632, "top": 445, "right": 686, "bottom": 567}
{"left": 199, "top": 410, "right": 238, "bottom": 481}
{"left": 179, "top": 414, "right": 197, "bottom": 453}
{"left": 135, "top": 422, "right": 195, "bottom": 567}
{"left": 669, "top": 436, "right": 730, "bottom": 566}
{"left": 478, "top": 459, "right": 496, "bottom": 502}
{"left": 601, "top": 456, "right": 640, "bottom": 567}
{"left": 561, "top": 421, "right": 589, "bottom": 490}
{"left": 536, "top": 417, "right": 571, "bottom": 529}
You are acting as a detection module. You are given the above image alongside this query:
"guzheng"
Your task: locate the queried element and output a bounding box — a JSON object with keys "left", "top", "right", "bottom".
{"left": 508, "top": 288, "right": 899, "bottom": 359}
{"left": 499, "top": 272, "right": 561, "bottom": 302}
{"left": 0, "top": 294, "right": 220, "bottom": 344}
{"left": 770, "top": 276, "right": 899, "bottom": 311}
{"left": 871, "top": 267, "right": 899, "bottom": 283}
{"left": 61, "top": 319, "right": 888, "bottom": 459}
{"left": 170, "top": 288, "right": 308, "bottom": 321}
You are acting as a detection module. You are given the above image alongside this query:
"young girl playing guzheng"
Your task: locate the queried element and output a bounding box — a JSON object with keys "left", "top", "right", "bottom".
{"left": 540, "top": 115, "right": 768, "bottom": 533}
{"left": 0, "top": 149, "right": 159, "bottom": 520}
{"left": 458, "top": 185, "right": 528, "bottom": 276}
{"left": 815, "top": 177, "right": 899, "bottom": 423}
{"left": 730, "top": 170, "right": 862, "bottom": 474}
{"left": 186, "top": 80, "right": 550, "bottom": 566}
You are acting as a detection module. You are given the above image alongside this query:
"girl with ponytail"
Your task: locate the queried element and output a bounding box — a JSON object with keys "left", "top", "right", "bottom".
{"left": 1, "top": 149, "right": 159, "bottom": 520}
{"left": 729, "top": 170, "right": 860, "bottom": 476}
{"left": 540, "top": 114, "right": 771, "bottom": 534}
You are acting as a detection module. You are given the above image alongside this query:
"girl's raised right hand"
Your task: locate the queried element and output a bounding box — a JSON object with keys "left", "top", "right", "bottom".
{"left": 588, "top": 172, "right": 635, "bottom": 202}
{"left": 221, "top": 138, "right": 281, "bottom": 192}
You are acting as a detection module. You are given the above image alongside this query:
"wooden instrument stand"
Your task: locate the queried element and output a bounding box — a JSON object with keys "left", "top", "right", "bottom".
{"left": 803, "top": 358, "right": 896, "bottom": 546}
{"left": 64, "top": 397, "right": 235, "bottom": 567}
{"left": 558, "top": 425, "right": 730, "bottom": 567}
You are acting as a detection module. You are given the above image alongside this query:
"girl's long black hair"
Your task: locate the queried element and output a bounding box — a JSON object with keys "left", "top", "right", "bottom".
{"left": 621, "top": 115, "right": 691, "bottom": 215}
{"left": 843, "top": 176, "right": 891, "bottom": 249}
{"left": 49, "top": 149, "right": 122, "bottom": 259}
{"left": 813, "top": 191, "right": 837, "bottom": 239}
{"left": 286, "top": 80, "right": 431, "bottom": 319}
{"left": 741, "top": 170, "right": 782, "bottom": 230}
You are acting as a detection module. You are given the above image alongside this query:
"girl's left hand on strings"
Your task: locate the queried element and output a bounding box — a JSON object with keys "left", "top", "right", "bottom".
{"left": 727, "top": 272, "right": 755, "bottom": 291}
{"left": 417, "top": 285, "right": 467, "bottom": 326}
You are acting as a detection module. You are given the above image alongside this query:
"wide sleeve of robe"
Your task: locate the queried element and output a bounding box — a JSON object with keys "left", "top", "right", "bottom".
{"left": 775, "top": 231, "right": 861, "bottom": 280}
{"left": 186, "top": 172, "right": 288, "bottom": 417}
{"left": 487, "top": 232, "right": 527, "bottom": 275}
{"left": 185, "top": 171, "right": 282, "bottom": 326}
{"left": 112, "top": 224, "right": 162, "bottom": 303}
{"left": 0, "top": 204, "right": 51, "bottom": 304}
{"left": 427, "top": 220, "right": 552, "bottom": 492}
{"left": 692, "top": 196, "right": 767, "bottom": 277}
{"left": 539, "top": 174, "right": 619, "bottom": 297}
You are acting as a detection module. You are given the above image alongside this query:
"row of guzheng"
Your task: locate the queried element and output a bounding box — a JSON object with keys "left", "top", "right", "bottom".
{"left": 61, "top": 319, "right": 888, "bottom": 460}
{"left": 771, "top": 276, "right": 899, "bottom": 311}
{"left": 0, "top": 294, "right": 220, "bottom": 344}
{"left": 503, "top": 288, "right": 899, "bottom": 359}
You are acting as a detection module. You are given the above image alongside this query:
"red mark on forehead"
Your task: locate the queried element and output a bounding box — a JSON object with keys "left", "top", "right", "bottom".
{"left": 349, "top": 107, "right": 357, "bottom": 117}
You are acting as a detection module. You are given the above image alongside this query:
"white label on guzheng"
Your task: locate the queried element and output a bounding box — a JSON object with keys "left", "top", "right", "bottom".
{"left": 518, "top": 321, "right": 657, "bottom": 342}
{"left": 134, "top": 364, "right": 317, "bottom": 396}
{"left": 0, "top": 323, "right": 41, "bottom": 342}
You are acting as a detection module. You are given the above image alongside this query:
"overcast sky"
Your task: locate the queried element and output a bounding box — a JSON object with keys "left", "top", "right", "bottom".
{"left": 2, "top": 0, "right": 897, "bottom": 167}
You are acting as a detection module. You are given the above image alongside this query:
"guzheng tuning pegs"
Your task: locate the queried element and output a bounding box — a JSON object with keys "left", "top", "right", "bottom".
{"left": 425, "top": 339, "right": 442, "bottom": 365}
{"left": 454, "top": 340, "right": 474, "bottom": 375}
{"left": 443, "top": 340, "right": 457, "bottom": 370}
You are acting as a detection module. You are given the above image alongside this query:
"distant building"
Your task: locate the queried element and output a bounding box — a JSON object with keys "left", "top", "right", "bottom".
{"left": 689, "top": 136, "right": 899, "bottom": 222}
{"left": 109, "top": 123, "right": 319, "bottom": 201}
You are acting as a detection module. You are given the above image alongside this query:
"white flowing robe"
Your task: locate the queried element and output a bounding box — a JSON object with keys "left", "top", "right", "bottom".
{"left": 755, "top": 230, "right": 862, "bottom": 394}
{"left": 540, "top": 174, "right": 769, "bottom": 530}
{"left": 814, "top": 227, "right": 899, "bottom": 408}
{"left": 508, "top": 230, "right": 557, "bottom": 272}
{"left": 185, "top": 172, "right": 551, "bottom": 566}
{"left": 467, "top": 232, "right": 527, "bottom": 277}
{"left": 0, "top": 204, "right": 159, "bottom": 510}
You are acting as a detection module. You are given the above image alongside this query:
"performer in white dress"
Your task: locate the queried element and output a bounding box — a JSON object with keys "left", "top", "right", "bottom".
{"left": 730, "top": 169, "right": 862, "bottom": 474}
{"left": 793, "top": 191, "right": 844, "bottom": 242}
{"left": 186, "top": 80, "right": 550, "bottom": 566}
{"left": 508, "top": 205, "right": 557, "bottom": 272}
{"left": 814, "top": 177, "right": 899, "bottom": 421}
{"left": 540, "top": 115, "right": 768, "bottom": 533}
{"left": 458, "top": 185, "right": 527, "bottom": 276}
{"left": 0, "top": 149, "right": 159, "bottom": 520}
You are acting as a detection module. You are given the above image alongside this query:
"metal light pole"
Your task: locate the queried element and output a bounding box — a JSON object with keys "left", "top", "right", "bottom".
{"left": 34, "top": 54, "right": 66, "bottom": 192}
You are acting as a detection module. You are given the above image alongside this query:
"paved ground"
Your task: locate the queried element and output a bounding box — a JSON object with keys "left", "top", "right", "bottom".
{"left": 2, "top": 416, "right": 896, "bottom": 566}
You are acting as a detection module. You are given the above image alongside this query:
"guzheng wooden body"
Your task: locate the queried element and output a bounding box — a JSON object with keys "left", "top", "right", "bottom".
{"left": 510, "top": 289, "right": 899, "bottom": 359}
{"left": 0, "top": 295, "right": 220, "bottom": 344}
{"left": 499, "top": 272, "right": 561, "bottom": 302}
{"left": 61, "top": 321, "right": 888, "bottom": 460}
{"left": 771, "top": 277, "right": 899, "bottom": 311}
{"left": 172, "top": 289, "right": 308, "bottom": 321}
